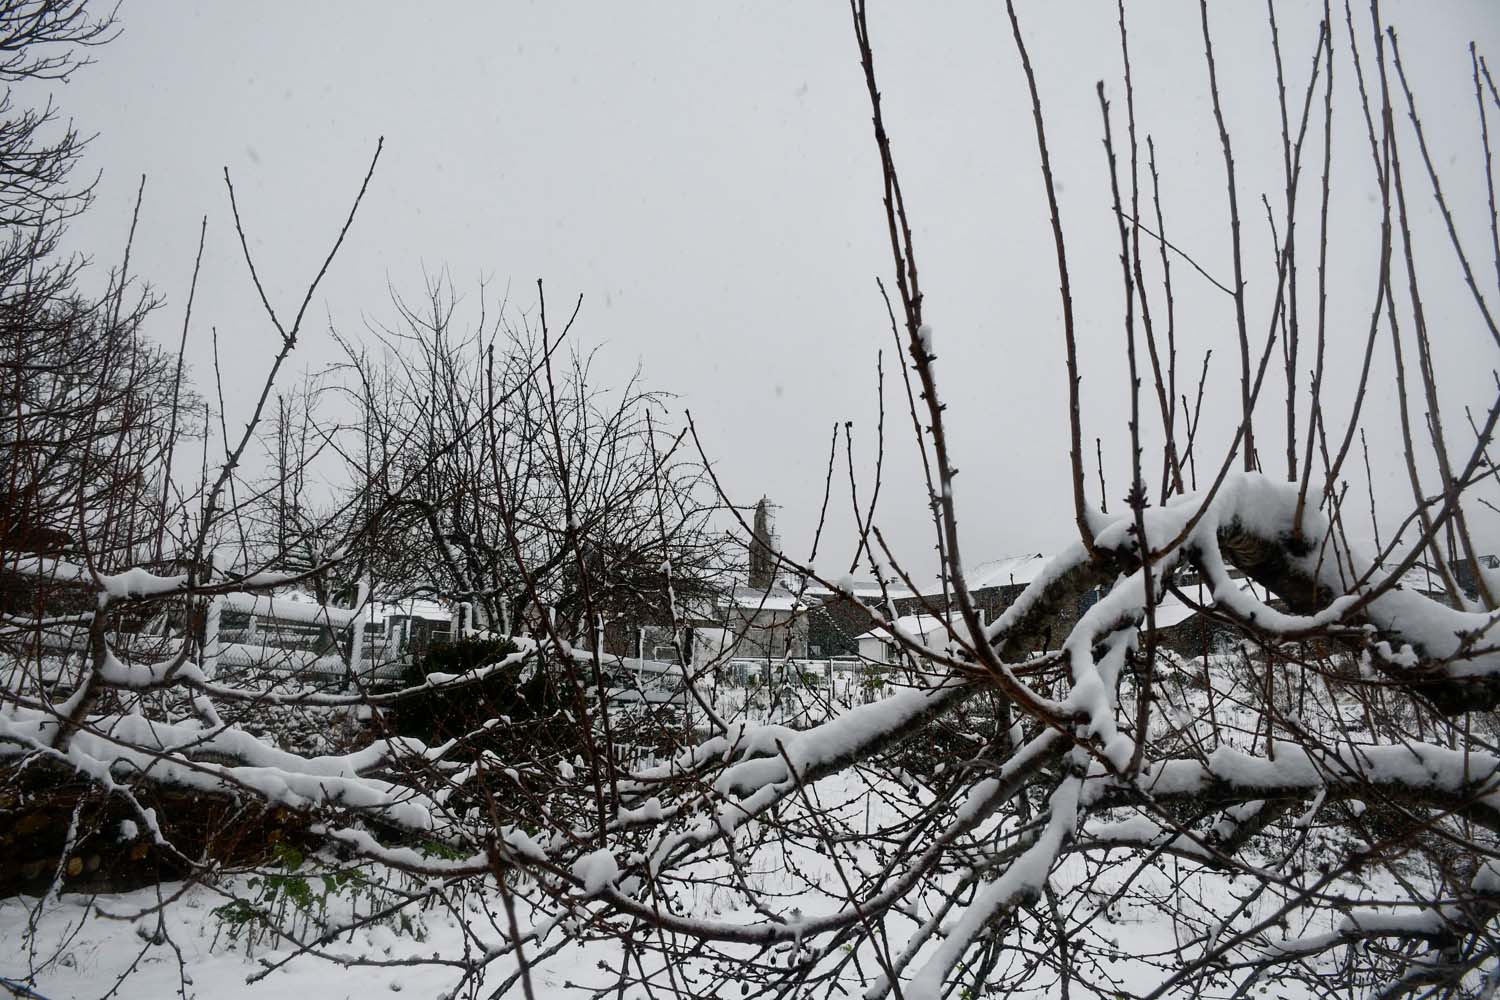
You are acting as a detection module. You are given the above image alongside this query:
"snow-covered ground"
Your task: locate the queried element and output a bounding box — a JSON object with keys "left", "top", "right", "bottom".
{"left": 4, "top": 652, "right": 1484, "bottom": 999}
{"left": 2, "top": 761, "right": 1401, "bottom": 1000}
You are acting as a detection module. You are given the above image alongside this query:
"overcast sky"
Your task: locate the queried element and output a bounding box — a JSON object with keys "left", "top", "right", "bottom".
{"left": 51, "top": 1, "right": 1500, "bottom": 578}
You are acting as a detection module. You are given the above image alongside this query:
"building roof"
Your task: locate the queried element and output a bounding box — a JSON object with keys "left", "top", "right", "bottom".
{"left": 853, "top": 612, "right": 965, "bottom": 644}
{"left": 1392, "top": 563, "right": 1450, "bottom": 597}
{"left": 729, "top": 585, "right": 804, "bottom": 613}
{"left": 802, "top": 556, "right": 1047, "bottom": 606}
{"left": 1151, "top": 574, "right": 1270, "bottom": 630}
{"left": 912, "top": 552, "right": 1049, "bottom": 598}
{"left": 803, "top": 577, "right": 915, "bottom": 603}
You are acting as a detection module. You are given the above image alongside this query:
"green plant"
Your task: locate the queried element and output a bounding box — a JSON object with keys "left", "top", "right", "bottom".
{"left": 209, "top": 845, "right": 428, "bottom": 957}
{"left": 417, "top": 839, "right": 468, "bottom": 862}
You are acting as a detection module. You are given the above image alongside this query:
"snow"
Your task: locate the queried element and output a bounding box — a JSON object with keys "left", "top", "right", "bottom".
{"left": 99, "top": 566, "right": 190, "bottom": 600}
{"left": 985, "top": 541, "right": 1091, "bottom": 643}
{"left": 729, "top": 585, "right": 803, "bottom": 612}
{"left": 0, "top": 702, "right": 453, "bottom": 838}
{"left": 976, "top": 472, "right": 1500, "bottom": 690}
{"left": 851, "top": 612, "right": 959, "bottom": 649}
{"left": 10, "top": 471, "right": 1500, "bottom": 999}
{"left": 805, "top": 576, "right": 916, "bottom": 603}
{"left": 0, "top": 749, "right": 1467, "bottom": 1000}
{"left": 572, "top": 848, "right": 620, "bottom": 896}
{"left": 916, "top": 552, "right": 1048, "bottom": 597}
{"left": 95, "top": 648, "right": 204, "bottom": 689}
{"left": 1147, "top": 574, "right": 1265, "bottom": 629}
{"left": 1131, "top": 739, "right": 1500, "bottom": 808}
{"left": 8, "top": 557, "right": 193, "bottom": 600}
{"left": 220, "top": 589, "right": 366, "bottom": 629}
{"left": 904, "top": 775, "right": 1082, "bottom": 1000}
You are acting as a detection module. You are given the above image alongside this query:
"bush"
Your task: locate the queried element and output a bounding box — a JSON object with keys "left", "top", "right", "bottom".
{"left": 402, "top": 636, "right": 519, "bottom": 686}
{"left": 389, "top": 637, "right": 565, "bottom": 751}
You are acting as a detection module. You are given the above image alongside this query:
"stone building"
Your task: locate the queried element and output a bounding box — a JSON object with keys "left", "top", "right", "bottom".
{"left": 719, "top": 497, "right": 808, "bottom": 659}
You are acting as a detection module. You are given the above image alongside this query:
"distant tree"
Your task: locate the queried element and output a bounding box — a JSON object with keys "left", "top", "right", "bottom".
{"left": 0, "top": 0, "right": 118, "bottom": 310}
{"left": 337, "top": 276, "right": 734, "bottom": 649}
{"left": 0, "top": 295, "right": 192, "bottom": 567}
{"left": 0, "top": 0, "right": 173, "bottom": 572}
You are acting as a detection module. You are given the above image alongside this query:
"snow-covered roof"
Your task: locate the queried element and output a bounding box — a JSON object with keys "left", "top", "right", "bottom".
{"left": 1144, "top": 594, "right": 1200, "bottom": 630}
{"left": 912, "top": 553, "right": 1048, "bottom": 598}
{"left": 804, "top": 577, "right": 915, "bottom": 601}
{"left": 853, "top": 613, "right": 962, "bottom": 644}
{"left": 966, "top": 553, "right": 1049, "bottom": 590}
{"left": 1151, "top": 575, "right": 1270, "bottom": 630}
{"left": 1391, "top": 563, "right": 1449, "bottom": 597}
{"left": 729, "top": 585, "right": 803, "bottom": 613}
{"left": 1381, "top": 557, "right": 1500, "bottom": 601}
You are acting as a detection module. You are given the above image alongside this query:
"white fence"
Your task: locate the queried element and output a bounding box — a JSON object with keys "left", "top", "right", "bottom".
{"left": 572, "top": 654, "right": 890, "bottom": 728}
{"left": 569, "top": 652, "right": 891, "bottom": 726}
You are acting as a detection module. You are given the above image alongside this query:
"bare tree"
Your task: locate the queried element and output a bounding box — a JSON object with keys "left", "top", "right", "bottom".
{"left": 335, "top": 274, "right": 733, "bottom": 649}
{"left": 7, "top": 2, "right": 1500, "bottom": 999}
{"left": 0, "top": 0, "right": 120, "bottom": 340}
